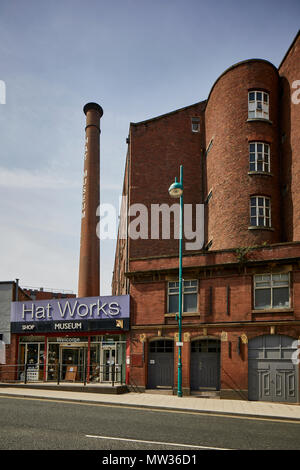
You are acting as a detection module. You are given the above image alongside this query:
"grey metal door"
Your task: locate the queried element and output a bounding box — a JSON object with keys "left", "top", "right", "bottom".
{"left": 147, "top": 340, "right": 174, "bottom": 389}
{"left": 248, "top": 335, "right": 298, "bottom": 403}
{"left": 190, "top": 339, "right": 220, "bottom": 390}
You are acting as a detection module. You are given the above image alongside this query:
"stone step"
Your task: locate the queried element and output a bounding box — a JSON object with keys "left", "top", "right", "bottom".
{"left": 191, "top": 390, "right": 220, "bottom": 399}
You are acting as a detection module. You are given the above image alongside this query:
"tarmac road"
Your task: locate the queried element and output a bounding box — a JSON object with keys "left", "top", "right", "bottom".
{"left": 0, "top": 395, "right": 300, "bottom": 451}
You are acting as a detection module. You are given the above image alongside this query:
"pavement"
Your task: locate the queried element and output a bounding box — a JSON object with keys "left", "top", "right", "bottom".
{"left": 1, "top": 384, "right": 300, "bottom": 422}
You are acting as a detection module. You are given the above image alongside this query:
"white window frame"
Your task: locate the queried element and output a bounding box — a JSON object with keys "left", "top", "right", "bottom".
{"left": 250, "top": 196, "right": 271, "bottom": 228}
{"left": 167, "top": 280, "right": 198, "bottom": 313}
{"left": 254, "top": 273, "right": 290, "bottom": 309}
{"left": 248, "top": 91, "right": 269, "bottom": 119}
{"left": 191, "top": 117, "right": 200, "bottom": 133}
{"left": 249, "top": 142, "right": 270, "bottom": 173}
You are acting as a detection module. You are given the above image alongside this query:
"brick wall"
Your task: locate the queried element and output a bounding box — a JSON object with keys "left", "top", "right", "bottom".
{"left": 128, "top": 101, "right": 205, "bottom": 260}
{"left": 279, "top": 31, "right": 300, "bottom": 242}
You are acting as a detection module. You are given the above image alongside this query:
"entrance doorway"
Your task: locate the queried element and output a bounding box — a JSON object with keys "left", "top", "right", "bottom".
{"left": 248, "top": 335, "right": 298, "bottom": 403}
{"left": 147, "top": 340, "right": 174, "bottom": 389}
{"left": 60, "top": 347, "right": 87, "bottom": 382}
{"left": 190, "top": 339, "right": 221, "bottom": 391}
{"left": 100, "top": 345, "right": 120, "bottom": 383}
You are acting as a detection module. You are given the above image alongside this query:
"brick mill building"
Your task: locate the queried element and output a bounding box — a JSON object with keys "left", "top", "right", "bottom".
{"left": 112, "top": 31, "right": 300, "bottom": 401}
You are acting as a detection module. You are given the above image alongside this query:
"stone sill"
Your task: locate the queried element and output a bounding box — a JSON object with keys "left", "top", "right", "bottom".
{"left": 252, "top": 308, "right": 293, "bottom": 314}
{"left": 248, "top": 226, "right": 275, "bottom": 231}
{"left": 165, "top": 312, "right": 200, "bottom": 318}
{"left": 247, "top": 118, "right": 273, "bottom": 125}
{"left": 248, "top": 171, "right": 274, "bottom": 177}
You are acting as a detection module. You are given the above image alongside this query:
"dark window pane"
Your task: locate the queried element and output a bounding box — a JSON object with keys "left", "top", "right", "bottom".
{"left": 184, "top": 293, "right": 197, "bottom": 312}
{"left": 249, "top": 92, "right": 255, "bottom": 101}
{"left": 273, "top": 287, "right": 289, "bottom": 308}
{"left": 257, "top": 92, "right": 262, "bottom": 101}
{"left": 258, "top": 197, "right": 264, "bottom": 206}
{"left": 168, "top": 295, "right": 179, "bottom": 313}
{"left": 255, "top": 289, "right": 271, "bottom": 308}
{"left": 250, "top": 217, "right": 257, "bottom": 226}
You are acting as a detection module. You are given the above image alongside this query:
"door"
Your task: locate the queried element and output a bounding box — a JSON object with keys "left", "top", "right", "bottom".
{"left": 60, "top": 347, "right": 86, "bottom": 381}
{"left": 100, "top": 346, "right": 118, "bottom": 383}
{"left": 147, "top": 340, "right": 174, "bottom": 389}
{"left": 190, "top": 339, "right": 220, "bottom": 390}
{"left": 248, "top": 335, "right": 298, "bottom": 403}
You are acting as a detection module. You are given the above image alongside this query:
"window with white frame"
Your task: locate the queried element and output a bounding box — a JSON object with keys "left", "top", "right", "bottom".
{"left": 168, "top": 280, "right": 198, "bottom": 313}
{"left": 248, "top": 91, "right": 269, "bottom": 119}
{"left": 250, "top": 196, "right": 271, "bottom": 228}
{"left": 191, "top": 117, "right": 200, "bottom": 133}
{"left": 249, "top": 142, "right": 270, "bottom": 173}
{"left": 254, "top": 273, "right": 290, "bottom": 309}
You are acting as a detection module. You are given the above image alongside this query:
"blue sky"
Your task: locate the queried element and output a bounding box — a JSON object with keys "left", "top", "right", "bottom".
{"left": 0, "top": 0, "right": 299, "bottom": 295}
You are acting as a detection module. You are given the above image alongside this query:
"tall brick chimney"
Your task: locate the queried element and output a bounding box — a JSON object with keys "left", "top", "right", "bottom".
{"left": 78, "top": 102, "right": 103, "bottom": 298}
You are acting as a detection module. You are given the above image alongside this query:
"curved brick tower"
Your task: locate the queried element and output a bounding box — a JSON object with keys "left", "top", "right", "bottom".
{"left": 205, "top": 60, "right": 281, "bottom": 250}
{"left": 78, "top": 102, "right": 103, "bottom": 298}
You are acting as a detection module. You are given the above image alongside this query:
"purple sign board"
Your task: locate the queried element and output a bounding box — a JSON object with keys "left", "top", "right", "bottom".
{"left": 11, "top": 295, "right": 130, "bottom": 334}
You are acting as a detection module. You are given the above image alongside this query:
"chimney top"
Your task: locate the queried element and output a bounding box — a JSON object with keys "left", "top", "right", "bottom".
{"left": 83, "top": 102, "right": 103, "bottom": 117}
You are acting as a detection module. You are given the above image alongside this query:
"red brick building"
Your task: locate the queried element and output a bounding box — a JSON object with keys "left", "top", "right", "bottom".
{"left": 112, "top": 31, "right": 300, "bottom": 402}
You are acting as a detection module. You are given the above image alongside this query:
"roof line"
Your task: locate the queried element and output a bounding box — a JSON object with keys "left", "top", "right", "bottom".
{"left": 278, "top": 29, "right": 300, "bottom": 71}
{"left": 130, "top": 100, "right": 206, "bottom": 127}
{"left": 205, "top": 58, "right": 278, "bottom": 110}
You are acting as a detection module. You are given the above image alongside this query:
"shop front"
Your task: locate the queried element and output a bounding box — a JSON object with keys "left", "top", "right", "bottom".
{"left": 10, "top": 295, "right": 130, "bottom": 384}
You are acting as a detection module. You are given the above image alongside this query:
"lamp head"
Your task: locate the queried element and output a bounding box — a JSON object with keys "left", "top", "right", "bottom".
{"left": 168, "top": 180, "right": 183, "bottom": 198}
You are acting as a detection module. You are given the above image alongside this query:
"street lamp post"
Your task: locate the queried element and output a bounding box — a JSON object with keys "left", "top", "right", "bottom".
{"left": 168, "top": 165, "right": 183, "bottom": 397}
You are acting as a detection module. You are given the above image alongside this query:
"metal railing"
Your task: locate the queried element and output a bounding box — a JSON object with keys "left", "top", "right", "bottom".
{"left": 0, "top": 363, "right": 124, "bottom": 386}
